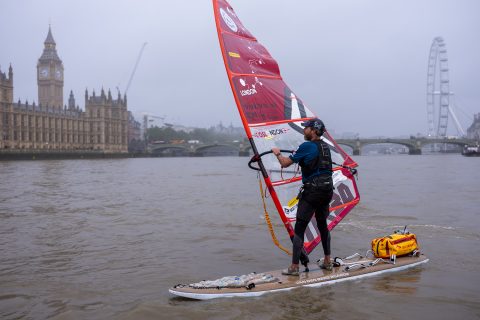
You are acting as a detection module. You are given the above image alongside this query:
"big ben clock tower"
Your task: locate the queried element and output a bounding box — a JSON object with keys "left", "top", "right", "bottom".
{"left": 37, "top": 25, "right": 64, "bottom": 108}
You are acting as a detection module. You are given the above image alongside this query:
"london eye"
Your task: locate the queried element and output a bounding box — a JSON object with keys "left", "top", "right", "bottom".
{"left": 426, "top": 37, "right": 450, "bottom": 138}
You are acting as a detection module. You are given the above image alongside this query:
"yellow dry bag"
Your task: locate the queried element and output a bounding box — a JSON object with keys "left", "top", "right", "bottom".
{"left": 371, "top": 230, "right": 419, "bottom": 258}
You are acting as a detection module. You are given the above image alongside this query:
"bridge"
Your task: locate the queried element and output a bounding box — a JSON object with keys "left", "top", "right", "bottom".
{"left": 149, "top": 137, "right": 478, "bottom": 157}
{"left": 149, "top": 142, "right": 247, "bottom": 157}
{"left": 336, "top": 137, "right": 476, "bottom": 155}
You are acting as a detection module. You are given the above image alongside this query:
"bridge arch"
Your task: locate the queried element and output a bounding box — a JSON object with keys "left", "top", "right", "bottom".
{"left": 194, "top": 144, "right": 239, "bottom": 156}
{"left": 151, "top": 145, "right": 190, "bottom": 157}
{"left": 421, "top": 140, "right": 464, "bottom": 153}
{"left": 361, "top": 142, "right": 412, "bottom": 155}
{"left": 337, "top": 143, "right": 355, "bottom": 155}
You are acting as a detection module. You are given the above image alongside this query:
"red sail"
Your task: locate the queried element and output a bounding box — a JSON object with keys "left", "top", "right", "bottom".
{"left": 213, "top": 0, "right": 360, "bottom": 254}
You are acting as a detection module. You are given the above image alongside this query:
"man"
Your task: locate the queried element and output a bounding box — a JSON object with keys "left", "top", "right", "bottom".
{"left": 272, "top": 118, "right": 334, "bottom": 276}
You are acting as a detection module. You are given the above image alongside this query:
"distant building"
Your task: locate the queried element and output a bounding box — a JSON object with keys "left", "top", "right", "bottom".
{"left": 0, "top": 26, "right": 134, "bottom": 153}
{"left": 128, "top": 111, "right": 143, "bottom": 152}
{"left": 466, "top": 113, "right": 480, "bottom": 140}
{"left": 128, "top": 111, "right": 142, "bottom": 142}
{"left": 0, "top": 65, "right": 13, "bottom": 105}
{"left": 210, "top": 122, "right": 244, "bottom": 136}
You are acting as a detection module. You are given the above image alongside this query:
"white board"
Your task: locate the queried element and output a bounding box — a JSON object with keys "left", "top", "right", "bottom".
{"left": 169, "top": 254, "right": 428, "bottom": 300}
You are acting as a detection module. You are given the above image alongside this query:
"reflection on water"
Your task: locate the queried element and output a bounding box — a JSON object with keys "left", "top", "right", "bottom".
{"left": 371, "top": 269, "right": 423, "bottom": 295}
{"left": 0, "top": 155, "right": 479, "bottom": 319}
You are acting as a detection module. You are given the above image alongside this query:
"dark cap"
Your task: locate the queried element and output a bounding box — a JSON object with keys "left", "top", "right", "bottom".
{"left": 301, "top": 118, "right": 325, "bottom": 132}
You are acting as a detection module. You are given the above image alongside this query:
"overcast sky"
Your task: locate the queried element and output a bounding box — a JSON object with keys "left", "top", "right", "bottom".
{"left": 1, "top": 0, "right": 479, "bottom": 137}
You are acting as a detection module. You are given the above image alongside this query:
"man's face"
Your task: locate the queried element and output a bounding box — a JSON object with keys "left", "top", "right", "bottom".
{"left": 303, "top": 127, "right": 314, "bottom": 141}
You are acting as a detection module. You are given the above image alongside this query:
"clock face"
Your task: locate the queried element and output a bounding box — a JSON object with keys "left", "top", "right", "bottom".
{"left": 55, "top": 69, "right": 62, "bottom": 80}
{"left": 39, "top": 67, "right": 49, "bottom": 79}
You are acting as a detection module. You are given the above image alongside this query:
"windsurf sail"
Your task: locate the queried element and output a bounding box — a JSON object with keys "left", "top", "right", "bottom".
{"left": 212, "top": 0, "right": 360, "bottom": 255}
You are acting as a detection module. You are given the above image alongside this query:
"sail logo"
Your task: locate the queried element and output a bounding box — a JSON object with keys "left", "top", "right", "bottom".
{"left": 283, "top": 197, "right": 298, "bottom": 219}
{"left": 240, "top": 88, "right": 257, "bottom": 96}
{"left": 220, "top": 8, "right": 238, "bottom": 32}
{"left": 228, "top": 51, "right": 240, "bottom": 58}
{"left": 253, "top": 128, "right": 290, "bottom": 140}
{"left": 239, "top": 78, "right": 262, "bottom": 97}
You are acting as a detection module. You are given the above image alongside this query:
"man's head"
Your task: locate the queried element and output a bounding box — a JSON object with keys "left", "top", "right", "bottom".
{"left": 301, "top": 118, "right": 325, "bottom": 140}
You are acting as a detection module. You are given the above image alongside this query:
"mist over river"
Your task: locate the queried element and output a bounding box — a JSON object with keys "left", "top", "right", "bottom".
{"left": 1, "top": 155, "right": 479, "bottom": 319}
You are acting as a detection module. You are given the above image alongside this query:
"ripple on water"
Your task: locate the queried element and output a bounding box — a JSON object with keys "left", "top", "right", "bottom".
{"left": 0, "top": 156, "right": 479, "bottom": 319}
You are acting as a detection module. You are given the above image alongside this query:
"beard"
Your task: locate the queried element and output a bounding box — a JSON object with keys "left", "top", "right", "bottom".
{"left": 303, "top": 129, "right": 320, "bottom": 141}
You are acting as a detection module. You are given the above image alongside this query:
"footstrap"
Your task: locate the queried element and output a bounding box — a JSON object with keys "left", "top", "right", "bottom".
{"left": 332, "top": 251, "right": 396, "bottom": 271}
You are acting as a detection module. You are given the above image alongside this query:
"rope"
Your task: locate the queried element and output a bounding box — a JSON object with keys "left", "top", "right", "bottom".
{"left": 257, "top": 176, "right": 291, "bottom": 256}
{"left": 280, "top": 163, "right": 300, "bottom": 182}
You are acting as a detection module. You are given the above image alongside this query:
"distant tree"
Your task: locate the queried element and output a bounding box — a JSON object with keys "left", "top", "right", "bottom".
{"left": 146, "top": 125, "right": 244, "bottom": 144}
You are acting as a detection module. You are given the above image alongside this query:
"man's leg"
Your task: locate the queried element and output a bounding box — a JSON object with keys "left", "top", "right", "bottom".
{"left": 292, "top": 198, "right": 316, "bottom": 265}
{"left": 315, "top": 191, "right": 333, "bottom": 263}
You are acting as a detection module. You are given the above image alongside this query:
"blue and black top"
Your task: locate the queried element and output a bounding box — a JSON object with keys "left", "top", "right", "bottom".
{"left": 289, "top": 140, "right": 332, "bottom": 183}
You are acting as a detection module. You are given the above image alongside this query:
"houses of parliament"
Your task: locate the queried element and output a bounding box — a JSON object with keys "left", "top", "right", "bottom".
{"left": 0, "top": 26, "right": 140, "bottom": 154}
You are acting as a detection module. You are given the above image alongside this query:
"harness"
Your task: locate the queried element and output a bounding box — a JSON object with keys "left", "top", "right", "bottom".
{"left": 300, "top": 140, "right": 333, "bottom": 183}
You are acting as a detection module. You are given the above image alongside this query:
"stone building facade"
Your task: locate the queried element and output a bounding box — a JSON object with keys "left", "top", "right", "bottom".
{"left": 0, "top": 26, "right": 129, "bottom": 153}
{"left": 466, "top": 113, "right": 480, "bottom": 140}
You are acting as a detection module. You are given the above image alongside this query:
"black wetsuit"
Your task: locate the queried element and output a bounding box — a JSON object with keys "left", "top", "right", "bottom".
{"left": 289, "top": 139, "right": 333, "bottom": 265}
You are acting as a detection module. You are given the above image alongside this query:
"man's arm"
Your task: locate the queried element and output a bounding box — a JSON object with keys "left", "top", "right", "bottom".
{"left": 272, "top": 147, "right": 294, "bottom": 168}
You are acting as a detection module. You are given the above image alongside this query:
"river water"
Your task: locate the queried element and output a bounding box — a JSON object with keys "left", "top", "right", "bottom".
{"left": 0, "top": 155, "right": 479, "bottom": 319}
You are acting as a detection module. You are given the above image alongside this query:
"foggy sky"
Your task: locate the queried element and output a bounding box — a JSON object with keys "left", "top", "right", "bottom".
{"left": 1, "top": 0, "right": 479, "bottom": 137}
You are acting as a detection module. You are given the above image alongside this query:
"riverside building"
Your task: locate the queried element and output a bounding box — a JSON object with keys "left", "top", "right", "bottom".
{"left": 0, "top": 26, "right": 129, "bottom": 153}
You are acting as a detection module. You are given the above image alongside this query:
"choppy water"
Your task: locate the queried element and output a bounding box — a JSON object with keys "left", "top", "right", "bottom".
{"left": 0, "top": 155, "right": 479, "bottom": 319}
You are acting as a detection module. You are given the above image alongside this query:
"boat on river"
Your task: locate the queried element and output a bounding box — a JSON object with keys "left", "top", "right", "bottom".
{"left": 462, "top": 144, "right": 480, "bottom": 156}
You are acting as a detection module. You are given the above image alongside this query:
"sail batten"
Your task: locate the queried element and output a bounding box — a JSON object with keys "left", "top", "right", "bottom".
{"left": 229, "top": 73, "right": 282, "bottom": 80}
{"left": 249, "top": 117, "right": 314, "bottom": 127}
{"left": 213, "top": 0, "right": 360, "bottom": 255}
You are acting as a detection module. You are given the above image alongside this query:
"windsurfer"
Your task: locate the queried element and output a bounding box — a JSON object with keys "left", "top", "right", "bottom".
{"left": 272, "top": 118, "right": 334, "bottom": 276}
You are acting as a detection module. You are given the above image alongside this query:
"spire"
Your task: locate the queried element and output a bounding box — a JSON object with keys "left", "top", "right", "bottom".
{"left": 68, "top": 90, "right": 75, "bottom": 109}
{"left": 44, "top": 24, "right": 56, "bottom": 46}
{"left": 38, "top": 25, "right": 62, "bottom": 63}
{"left": 6, "top": 64, "right": 13, "bottom": 83}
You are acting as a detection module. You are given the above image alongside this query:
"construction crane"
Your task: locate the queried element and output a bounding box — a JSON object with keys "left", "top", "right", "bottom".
{"left": 125, "top": 42, "right": 148, "bottom": 95}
